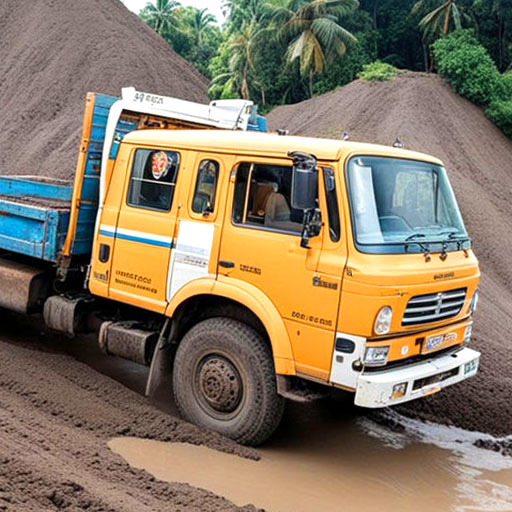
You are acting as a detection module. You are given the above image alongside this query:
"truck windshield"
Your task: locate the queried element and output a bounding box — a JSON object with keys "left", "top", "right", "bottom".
{"left": 347, "top": 156, "right": 470, "bottom": 254}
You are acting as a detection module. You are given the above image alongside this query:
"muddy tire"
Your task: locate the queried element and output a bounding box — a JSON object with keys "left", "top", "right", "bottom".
{"left": 172, "top": 317, "right": 285, "bottom": 446}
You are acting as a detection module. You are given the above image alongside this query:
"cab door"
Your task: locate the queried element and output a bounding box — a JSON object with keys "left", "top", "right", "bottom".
{"left": 218, "top": 158, "right": 345, "bottom": 381}
{"left": 166, "top": 153, "right": 229, "bottom": 302}
{"left": 108, "top": 147, "right": 182, "bottom": 313}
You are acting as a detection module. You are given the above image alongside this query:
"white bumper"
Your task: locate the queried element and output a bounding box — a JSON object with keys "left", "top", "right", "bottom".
{"left": 354, "top": 347, "right": 480, "bottom": 408}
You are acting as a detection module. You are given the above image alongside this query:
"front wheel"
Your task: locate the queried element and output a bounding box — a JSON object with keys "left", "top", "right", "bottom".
{"left": 172, "top": 317, "right": 285, "bottom": 446}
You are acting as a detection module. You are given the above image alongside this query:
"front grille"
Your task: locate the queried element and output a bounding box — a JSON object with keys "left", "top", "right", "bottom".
{"left": 402, "top": 288, "right": 467, "bottom": 326}
{"left": 413, "top": 367, "right": 459, "bottom": 390}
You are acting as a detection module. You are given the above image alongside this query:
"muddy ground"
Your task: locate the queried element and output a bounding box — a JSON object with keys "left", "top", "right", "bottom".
{"left": 0, "top": 312, "right": 262, "bottom": 512}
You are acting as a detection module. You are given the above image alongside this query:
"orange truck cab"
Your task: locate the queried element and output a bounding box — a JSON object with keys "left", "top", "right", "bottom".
{"left": 0, "top": 90, "right": 480, "bottom": 446}
{"left": 88, "top": 129, "right": 480, "bottom": 445}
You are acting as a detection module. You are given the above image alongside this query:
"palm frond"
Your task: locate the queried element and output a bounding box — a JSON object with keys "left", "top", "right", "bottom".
{"left": 451, "top": 2, "right": 462, "bottom": 30}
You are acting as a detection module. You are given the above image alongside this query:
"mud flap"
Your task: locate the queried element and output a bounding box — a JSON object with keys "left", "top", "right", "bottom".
{"left": 145, "top": 318, "right": 173, "bottom": 397}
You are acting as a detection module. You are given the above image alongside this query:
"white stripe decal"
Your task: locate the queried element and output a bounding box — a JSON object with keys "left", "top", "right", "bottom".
{"left": 99, "top": 224, "right": 173, "bottom": 245}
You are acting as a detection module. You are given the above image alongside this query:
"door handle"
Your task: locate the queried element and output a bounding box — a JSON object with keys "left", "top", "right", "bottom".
{"left": 99, "top": 243, "right": 110, "bottom": 263}
{"left": 219, "top": 260, "right": 235, "bottom": 268}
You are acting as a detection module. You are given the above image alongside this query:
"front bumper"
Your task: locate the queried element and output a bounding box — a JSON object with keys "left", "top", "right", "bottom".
{"left": 354, "top": 347, "right": 480, "bottom": 408}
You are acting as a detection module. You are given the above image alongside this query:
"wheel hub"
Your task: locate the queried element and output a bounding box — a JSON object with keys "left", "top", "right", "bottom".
{"left": 198, "top": 355, "right": 242, "bottom": 413}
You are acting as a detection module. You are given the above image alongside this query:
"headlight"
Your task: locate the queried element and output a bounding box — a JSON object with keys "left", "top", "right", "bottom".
{"left": 374, "top": 306, "right": 393, "bottom": 335}
{"left": 470, "top": 290, "right": 479, "bottom": 314}
{"left": 464, "top": 325, "right": 472, "bottom": 344}
{"left": 392, "top": 382, "right": 408, "bottom": 399}
{"left": 364, "top": 346, "right": 389, "bottom": 366}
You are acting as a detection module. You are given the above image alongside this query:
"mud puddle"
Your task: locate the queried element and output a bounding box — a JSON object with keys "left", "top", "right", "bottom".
{"left": 109, "top": 405, "right": 512, "bottom": 512}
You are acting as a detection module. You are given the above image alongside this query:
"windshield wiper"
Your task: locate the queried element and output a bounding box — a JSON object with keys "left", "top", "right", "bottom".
{"left": 437, "top": 230, "right": 470, "bottom": 254}
{"left": 404, "top": 233, "right": 431, "bottom": 262}
{"left": 405, "top": 233, "right": 426, "bottom": 242}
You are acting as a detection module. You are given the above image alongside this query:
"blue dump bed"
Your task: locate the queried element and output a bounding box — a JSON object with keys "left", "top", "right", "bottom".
{"left": 0, "top": 94, "right": 135, "bottom": 263}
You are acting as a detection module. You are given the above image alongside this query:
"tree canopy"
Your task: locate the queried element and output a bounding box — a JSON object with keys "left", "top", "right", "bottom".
{"left": 137, "top": 0, "right": 512, "bottom": 110}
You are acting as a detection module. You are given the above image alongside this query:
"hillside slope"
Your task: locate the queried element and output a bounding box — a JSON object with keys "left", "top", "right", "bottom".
{"left": 0, "top": 0, "right": 208, "bottom": 179}
{"left": 268, "top": 73, "right": 512, "bottom": 436}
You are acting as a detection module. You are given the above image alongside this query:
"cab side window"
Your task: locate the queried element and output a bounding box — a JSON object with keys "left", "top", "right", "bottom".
{"left": 232, "top": 162, "right": 308, "bottom": 234}
{"left": 192, "top": 160, "right": 219, "bottom": 214}
{"left": 127, "top": 149, "right": 179, "bottom": 212}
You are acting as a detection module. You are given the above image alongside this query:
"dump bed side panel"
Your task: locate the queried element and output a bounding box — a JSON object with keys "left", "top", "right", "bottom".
{"left": 0, "top": 178, "right": 71, "bottom": 261}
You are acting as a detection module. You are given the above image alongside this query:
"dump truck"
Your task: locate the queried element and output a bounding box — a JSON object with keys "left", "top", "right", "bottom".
{"left": 0, "top": 88, "right": 480, "bottom": 445}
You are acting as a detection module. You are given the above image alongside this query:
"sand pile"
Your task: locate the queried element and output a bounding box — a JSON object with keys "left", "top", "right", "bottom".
{"left": 268, "top": 73, "right": 512, "bottom": 437}
{"left": 0, "top": 0, "right": 208, "bottom": 180}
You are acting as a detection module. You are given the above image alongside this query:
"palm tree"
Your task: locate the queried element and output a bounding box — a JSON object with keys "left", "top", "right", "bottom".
{"left": 412, "top": 0, "right": 472, "bottom": 38}
{"left": 274, "top": 0, "right": 359, "bottom": 97}
{"left": 140, "top": 0, "right": 181, "bottom": 36}
{"left": 189, "top": 8, "right": 217, "bottom": 46}
{"left": 223, "top": 0, "right": 282, "bottom": 31}
{"left": 209, "top": 23, "right": 265, "bottom": 100}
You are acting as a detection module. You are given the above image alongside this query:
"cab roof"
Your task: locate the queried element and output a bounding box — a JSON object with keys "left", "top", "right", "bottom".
{"left": 122, "top": 129, "right": 443, "bottom": 166}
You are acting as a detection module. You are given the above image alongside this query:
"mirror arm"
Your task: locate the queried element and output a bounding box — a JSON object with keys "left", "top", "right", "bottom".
{"left": 300, "top": 207, "right": 322, "bottom": 249}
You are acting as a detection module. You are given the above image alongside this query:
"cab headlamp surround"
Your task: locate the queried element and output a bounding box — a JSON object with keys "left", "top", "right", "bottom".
{"left": 374, "top": 306, "right": 393, "bottom": 335}
{"left": 364, "top": 346, "right": 390, "bottom": 366}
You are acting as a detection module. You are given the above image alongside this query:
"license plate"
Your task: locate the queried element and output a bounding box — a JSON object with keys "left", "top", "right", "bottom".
{"left": 425, "top": 335, "right": 444, "bottom": 352}
{"left": 423, "top": 332, "right": 458, "bottom": 354}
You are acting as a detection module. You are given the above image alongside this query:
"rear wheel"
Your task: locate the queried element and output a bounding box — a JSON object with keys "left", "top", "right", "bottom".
{"left": 172, "top": 317, "right": 285, "bottom": 446}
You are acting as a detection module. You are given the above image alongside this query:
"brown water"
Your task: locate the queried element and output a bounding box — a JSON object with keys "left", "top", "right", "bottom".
{"left": 109, "top": 401, "right": 512, "bottom": 512}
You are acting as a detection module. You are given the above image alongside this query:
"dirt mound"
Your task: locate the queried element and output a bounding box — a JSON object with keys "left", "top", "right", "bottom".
{"left": 0, "top": 0, "right": 208, "bottom": 180}
{"left": 268, "top": 72, "right": 512, "bottom": 437}
{"left": 0, "top": 313, "right": 259, "bottom": 511}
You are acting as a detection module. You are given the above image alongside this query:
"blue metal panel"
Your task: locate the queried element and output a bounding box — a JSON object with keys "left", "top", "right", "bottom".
{"left": 0, "top": 199, "right": 66, "bottom": 261}
{"left": 0, "top": 177, "right": 73, "bottom": 201}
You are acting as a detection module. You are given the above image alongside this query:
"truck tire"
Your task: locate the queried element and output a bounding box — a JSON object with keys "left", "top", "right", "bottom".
{"left": 172, "top": 317, "right": 285, "bottom": 446}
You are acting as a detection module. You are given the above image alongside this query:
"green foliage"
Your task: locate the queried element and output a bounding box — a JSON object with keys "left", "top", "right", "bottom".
{"left": 136, "top": 0, "right": 512, "bottom": 116}
{"left": 357, "top": 60, "right": 403, "bottom": 80}
{"left": 140, "top": 0, "right": 181, "bottom": 35}
{"left": 500, "top": 70, "right": 512, "bottom": 98}
{"left": 364, "top": 0, "right": 424, "bottom": 71}
{"left": 412, "top": 0, "right": 473, "bottom": 39}
{"left": 274, "top": 0, "right": 359, "bottom": 97}
{"left": 472, "top": 0, "right": 512, "bottom": 72}
{"left": 313, "top": 28, "right": 378, "bottom": 94}
{"left": 486, "top": 98, "right": 512, "bottom": 138}
{"left": 433, "top": 30, "right": 503, "bottom": 106}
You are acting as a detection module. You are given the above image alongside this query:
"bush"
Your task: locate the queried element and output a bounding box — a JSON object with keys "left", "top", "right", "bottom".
{"left": 357, "top": 61, "right": 404, "bottom": 81}
{"left": 486, "top": 99, "right": 512, "bottom": 138}
{"left": 432, "top": 30, "right": 502, "bottom": 106}
{"left": 500, "top": 71, "right": 512, "bottom": 100}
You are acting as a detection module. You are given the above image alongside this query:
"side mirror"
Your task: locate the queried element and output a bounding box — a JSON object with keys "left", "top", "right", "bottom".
{"left": 288, "top": 151, "right": 322, "bottom": 248}
{"left": 289, "top": 151, "right": 318, "bottom": 210}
